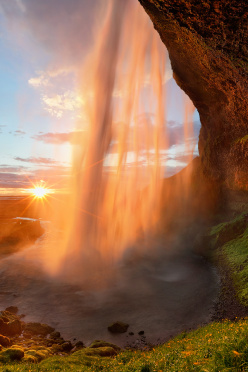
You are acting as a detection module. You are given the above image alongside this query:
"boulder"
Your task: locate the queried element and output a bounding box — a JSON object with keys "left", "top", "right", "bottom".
{"left": 83, "top": 346, "right": 117, "bottom": 357}
{"left": 7, "top": 319, "right": 22, "bottom": 336}
{"left": 89, "top": 340, "right": 121, "bottom": 352}
{"left": 0, "top": 318, "right": 22, "bottom": 336}
{"left": 49, "top": 331, "right": 61, "bottom": 339}
{"left": 74, "top": 341, "right": 85, "bottom": 349}
{"left": 24, "top": 322, "right": 55, "bottom": 336}
{"left": 0, "top": 346, "right": 24, "bottom": 362}
{"left": 24, "top": 348, "right": 51, "bottom": 362}
{"left": 108, "top": 321, "right": 129, "bottom": 333}
{"left": 61, "top": 341, "right": 73, "bottom": 352}
{"left": 0, "top": 335, "right": 10, "bottom": 347}
{"left": 5, "top": 306, "right": 18, "bottom": 315}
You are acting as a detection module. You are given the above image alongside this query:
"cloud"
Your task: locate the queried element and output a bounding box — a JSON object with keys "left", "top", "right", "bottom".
{"left": 0, "top": 0, "right": 102, "bottom": 65}
{"left": 0, "top": 166, "right": 26, "bottom": 173}
{"left": 41, "top": 91, "right": 83, "bottom": 118}
{"left": 28, "top": 68, "right": 71, "bottom": 88}
{"left": 32, "top": 131, "right": 87, "bottom": 145}
{"left": 14, "top": 156, "right": 58, "bottom": 165}
{"left": 15, "top": 0, "right": 26, "bottom": 13}
{"left": 0, "top": 172, "right": 30, "bottom": 189}
{"left": 0, "top": 165, "right": 70, "bottom": 190}
{"left": 28, "top": 75, "right": 50, "bottom": 89}
{"left": 14, "top": 129, "right": 26, "bottom": 136}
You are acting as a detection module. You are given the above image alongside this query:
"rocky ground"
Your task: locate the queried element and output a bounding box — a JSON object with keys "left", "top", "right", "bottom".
{"left": 0, "top": 306, "right": 124, "bottom": 364}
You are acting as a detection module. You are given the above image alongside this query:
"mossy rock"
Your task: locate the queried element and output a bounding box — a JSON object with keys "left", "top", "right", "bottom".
{"left": 82, "top": 346, "right": 117, "bottom": 357}
{"left": 74, "top": 341, "right": 85, "bottom": 349}
{"left": 0, "top": 311, "right": 18, "bottom": 322}
{"left": 24, "top": 348, "right": 51, "bottom": 362}
{"left": 108, "top": 321, "right": 129, "bottom": 333}
{"left": 23, "top": 354, "right": 38, "bottom": 363}
{"left": 24, "top": 322, "right": 55, "bottom": 336}
{"left": 61, "top": 341, "right": 73, "bottom": 352}
{"left": 0, "top": 346, "right": 24, "bottom": 362}
{"left": 50, "top": 344, "right": 64, "bottom": 353}
{"left": 211, "top": 214, "right": 247, "bottom": 247}
{"left": 89, "top": 340, "right": 121, "bottom": 352}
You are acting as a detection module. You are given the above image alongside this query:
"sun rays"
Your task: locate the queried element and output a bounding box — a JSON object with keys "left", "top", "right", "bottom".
{"left": 30, "top": 186, "right": 50, "bottom": 199}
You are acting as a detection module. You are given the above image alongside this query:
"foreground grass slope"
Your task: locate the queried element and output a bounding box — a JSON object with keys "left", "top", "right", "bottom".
{"left": 2, "top": 319, "right": 248, "bottom": 371}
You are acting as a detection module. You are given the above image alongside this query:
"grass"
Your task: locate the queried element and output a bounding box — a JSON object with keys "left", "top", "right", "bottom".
{"left": 2, "top": 319, "right": 248, "bottom": 371}
{"left": 209, "top": 212, "right": 248, "bottom": 305}
{"left": 222, "top": 225, "right": 248, "bottom": 305}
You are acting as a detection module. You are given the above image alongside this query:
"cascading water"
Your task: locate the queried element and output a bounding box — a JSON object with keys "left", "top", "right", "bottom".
{"left": 45, "top": 0, "right": 195, "bottom": 284}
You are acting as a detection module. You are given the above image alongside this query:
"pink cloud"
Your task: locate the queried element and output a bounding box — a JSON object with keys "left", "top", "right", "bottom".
{"left": 14, "top": 156, "right": 58, "bottom": 165}
{"left": 32, "top": 131, "right": 87, "bottom": 145}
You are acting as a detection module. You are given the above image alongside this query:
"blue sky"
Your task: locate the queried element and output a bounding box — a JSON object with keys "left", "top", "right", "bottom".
{"left": 0, "top": 0, "right": 200, "bottom": 195}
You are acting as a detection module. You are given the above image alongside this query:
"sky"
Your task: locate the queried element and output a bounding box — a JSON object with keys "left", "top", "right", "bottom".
{"left": 0, "top": 0, "right": 200, "bottom": 196}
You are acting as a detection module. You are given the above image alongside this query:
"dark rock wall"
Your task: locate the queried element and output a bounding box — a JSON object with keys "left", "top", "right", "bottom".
{"left": 139, "top": 0, "right": 248, "bottom": 188}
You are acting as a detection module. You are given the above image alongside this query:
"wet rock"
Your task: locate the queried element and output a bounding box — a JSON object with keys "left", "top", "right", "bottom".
{"left": 61, "top": 341, "right": 73, "bottom": 352}
{"left": 0, "top": 335, "right": 10, "bottom": 347}
{"left": 7, "top": 319, "right": 22, "bottom": 336}
{"left": 89, "top": 340, "right": 121, "bottom": 352}
{"left": 5, "top": 306, "right": 18, "bottom": 315}
{"left": 55, "top": 337, "right": 65, "bottom": 345}
{"left": 0, "top": 318, "right": 22, "bottom": 336}
{"left": 108, "top": 321, "right": 129, "bottom": 333}
{"left": 49, "top": 331, "right": 61, "bottom": 339}
{"left": 24, "top": 322, "right": 55, "bottom": 336}
{"left": 74, "top": 341, "right": 85, "bottom": 349}
{"left": 71, "top": 341, "right": 85, "bottom": 353}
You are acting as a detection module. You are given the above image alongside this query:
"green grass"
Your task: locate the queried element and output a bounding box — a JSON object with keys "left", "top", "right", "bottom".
{"left": 222, "top": 225, "right": 248, "bottom": 305}
{"left": 209, "top": 211, "right": 248, "bottom": 305}
{"left": 2, "top": 320, "right": 248, "bottom": 371}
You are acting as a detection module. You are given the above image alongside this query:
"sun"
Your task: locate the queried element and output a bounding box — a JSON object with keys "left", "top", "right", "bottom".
{"left": 31, "top": 186, "right": 50, "bottom": 199}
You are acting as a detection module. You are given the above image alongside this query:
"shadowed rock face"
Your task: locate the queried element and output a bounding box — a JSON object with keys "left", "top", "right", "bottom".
{"left": 139, "top": 0, "right": 248, "bottom": 188}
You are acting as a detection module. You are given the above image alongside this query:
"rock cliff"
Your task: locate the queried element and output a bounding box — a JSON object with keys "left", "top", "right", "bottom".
{"left": 139, "top": 0, "right": 248, "bottom": 189}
